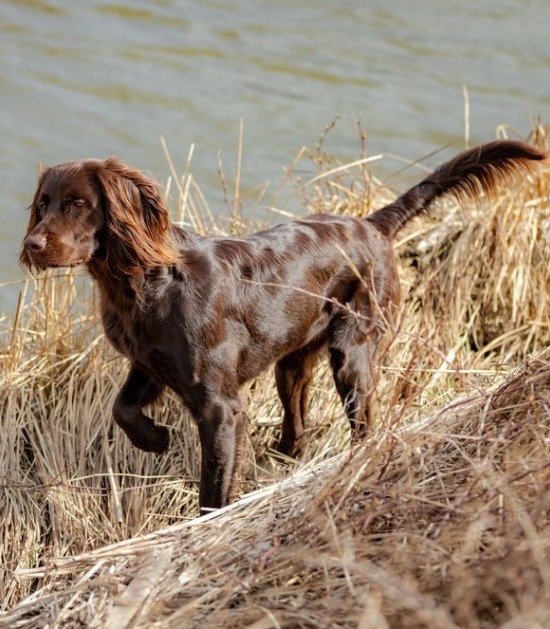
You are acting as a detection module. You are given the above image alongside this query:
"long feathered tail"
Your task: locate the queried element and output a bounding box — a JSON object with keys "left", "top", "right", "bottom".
{"left": 367, "top": 140, "right": 549, "bottom": 239}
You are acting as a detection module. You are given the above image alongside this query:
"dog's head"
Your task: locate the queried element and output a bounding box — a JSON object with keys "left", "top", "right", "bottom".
{"left": 20, "top": 160, "right": 105, "bottom": 271}
{"left": 20, "top": 158, "right": 180, "bottom": 276}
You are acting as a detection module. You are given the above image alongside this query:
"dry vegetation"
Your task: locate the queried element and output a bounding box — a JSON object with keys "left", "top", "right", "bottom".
{"left": 1, "top": 120, "right": 550, "bottom": 628}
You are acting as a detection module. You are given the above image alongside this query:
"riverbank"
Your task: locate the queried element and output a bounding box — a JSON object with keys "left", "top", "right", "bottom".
{"left": 1, "top": 126, "right": 549, "bottom": 627}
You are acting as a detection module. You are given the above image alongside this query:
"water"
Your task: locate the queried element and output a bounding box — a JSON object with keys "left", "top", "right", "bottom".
{"left": 1, "top": 0, "right": 549, "bottom": 314}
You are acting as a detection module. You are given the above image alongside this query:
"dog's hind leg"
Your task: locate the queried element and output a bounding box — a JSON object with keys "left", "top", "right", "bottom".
{"left": 275, "top": 347, "right": 320, "bottom": 458}
{"left": 328, "top": 311, "right": 381, "bottom": 442}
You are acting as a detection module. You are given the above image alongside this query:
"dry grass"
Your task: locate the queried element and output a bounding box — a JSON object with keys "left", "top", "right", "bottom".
{"left": 1, "top": 120, "right": 549, "bottom": 628}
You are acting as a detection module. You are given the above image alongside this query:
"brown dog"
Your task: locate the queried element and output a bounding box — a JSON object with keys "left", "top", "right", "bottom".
{"left": 20, "top": 141, "right": 547, "bottom": 513}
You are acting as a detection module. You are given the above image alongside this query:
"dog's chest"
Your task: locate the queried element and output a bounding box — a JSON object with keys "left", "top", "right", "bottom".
{"left": 101, "top": 302, "right": 196, "bottom": 378}
{"left": 101, "top": 306, "right": 144, "bottom": 359}
{"left": 98, "top": 275, "right": 178, "bottom": 360}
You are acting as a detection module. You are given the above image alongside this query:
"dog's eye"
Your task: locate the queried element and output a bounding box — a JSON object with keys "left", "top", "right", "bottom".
{"left": 36, "top": 200, "right": 47, "bottom": 217}
{"left": 64, "top": 198, "right": 86, "bottom": 212}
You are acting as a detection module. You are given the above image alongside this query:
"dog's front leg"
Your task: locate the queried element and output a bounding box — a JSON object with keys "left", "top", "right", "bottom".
{"left": 196, "top": 396, "right": 245, "bottom": 514}
{"left": 113, "top": 364, "right": 169, "bottom": 454}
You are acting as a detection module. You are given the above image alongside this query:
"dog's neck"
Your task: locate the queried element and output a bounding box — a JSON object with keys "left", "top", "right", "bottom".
{"left": 87, "top": 257, "right": 141, "bottom": 308}
{"left": 88, "top": 251, "right": 180, "bottom": 316}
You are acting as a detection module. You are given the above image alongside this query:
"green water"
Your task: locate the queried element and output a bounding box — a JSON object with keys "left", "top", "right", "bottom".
{"left": 1, "top": 0, "right": 548, "bottom": 312}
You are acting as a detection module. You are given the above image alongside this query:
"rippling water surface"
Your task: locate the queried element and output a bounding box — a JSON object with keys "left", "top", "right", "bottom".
{"left": 1, "top": 0, "right": 549, "bottom": 311}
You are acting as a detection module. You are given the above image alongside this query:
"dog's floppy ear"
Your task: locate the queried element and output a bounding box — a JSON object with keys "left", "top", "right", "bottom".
{"left": 19, "top": 166, "right": 51, "bottom": 271}
{"left": 94, "top": 157, "right": 181, "bottom": 278}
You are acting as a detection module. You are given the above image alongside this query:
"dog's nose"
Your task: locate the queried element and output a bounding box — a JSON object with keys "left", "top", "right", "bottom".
{"left": 24, "top": 233, "right": 47, "bottom": 252}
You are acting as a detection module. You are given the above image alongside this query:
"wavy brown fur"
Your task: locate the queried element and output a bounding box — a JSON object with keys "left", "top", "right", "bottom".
{"left": 95, "top": 157, "right": 182, "bottom": 282}
{"left": 367, "top": 140, "right": 549, "bottom": 238}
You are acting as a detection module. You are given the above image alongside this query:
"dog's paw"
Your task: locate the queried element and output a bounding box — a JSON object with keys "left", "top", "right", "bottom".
{"left": 147, "top": 424, "right": 170, "bottom": 454}
{"left": 276, "top": 436, "right": 303, "bottom": 460}
{"left": 128, "top": 420, "right": 170, "bottom": 454}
